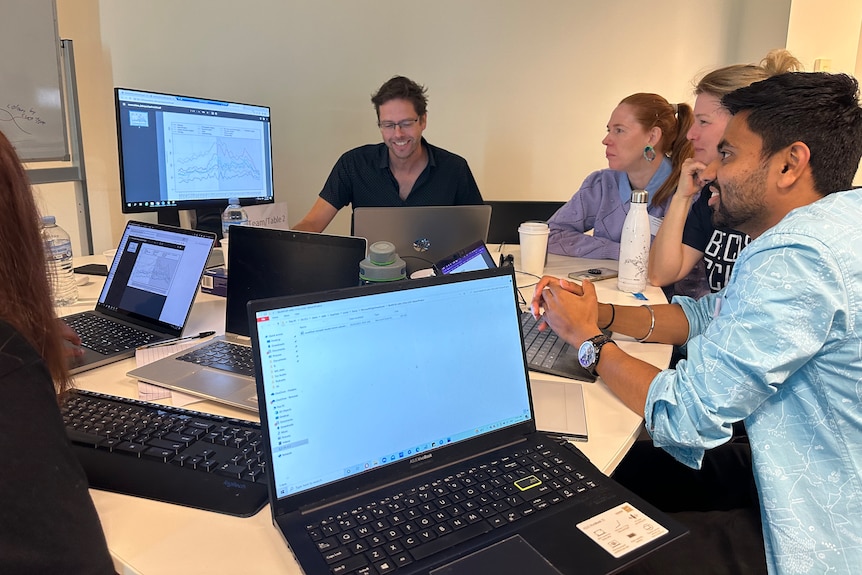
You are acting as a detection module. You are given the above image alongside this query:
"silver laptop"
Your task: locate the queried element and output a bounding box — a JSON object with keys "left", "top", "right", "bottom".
{"left": 63, "top": 221, "right": 215, "bottom": 374}
{"left": 247, "top": 267, "right": 687, "bottom": 575}
{"left": 352, "top": 205, "right": 492, "bottom": 274}
{"left": 127, "top": 225, "right": 366, "bottom": 410}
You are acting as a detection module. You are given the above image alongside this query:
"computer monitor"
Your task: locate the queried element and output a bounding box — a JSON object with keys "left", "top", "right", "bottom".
{"left": 114, "top": 87, "right": 275, "bottom": 224}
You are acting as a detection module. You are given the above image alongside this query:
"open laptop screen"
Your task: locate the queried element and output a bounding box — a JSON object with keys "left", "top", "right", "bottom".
{"left": 252, "top": 270, "right": 531, "bottom": 499}
{"left": 435, "top": 240, "right": 497, "bottom": 275}
{"left": 97, "top": 221, "right": 214, "bottom": 331}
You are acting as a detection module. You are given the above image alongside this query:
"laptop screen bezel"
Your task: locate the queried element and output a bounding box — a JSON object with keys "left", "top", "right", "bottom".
{"left": 248, "top": 267, "right": 537, "bottom": 517}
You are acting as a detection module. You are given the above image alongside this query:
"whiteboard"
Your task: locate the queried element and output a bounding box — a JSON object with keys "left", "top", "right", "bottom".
{"left": 0, "top": 0, "right": 68, "bottom": 161}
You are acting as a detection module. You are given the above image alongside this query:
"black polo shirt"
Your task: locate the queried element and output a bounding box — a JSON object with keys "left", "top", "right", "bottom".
{"left": 319, "top": 138, "right": 484, "bottom": 210}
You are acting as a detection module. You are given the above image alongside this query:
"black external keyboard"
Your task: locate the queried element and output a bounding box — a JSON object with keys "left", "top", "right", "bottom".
{"left": 176, "top": 340, "right": 255, "bottom": 376}
{"left": 62, "top": 389, "right": 269, "bottom": 517}
{"left": 307, "top": 440, "right": 597, "bottom": 574}
{"left": 63, "top": 312, "right": 160, "bottom": 355}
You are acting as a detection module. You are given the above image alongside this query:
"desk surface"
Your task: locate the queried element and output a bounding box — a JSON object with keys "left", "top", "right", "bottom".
{"left": 64, "top": 248, "right": 670, "bottom": 575}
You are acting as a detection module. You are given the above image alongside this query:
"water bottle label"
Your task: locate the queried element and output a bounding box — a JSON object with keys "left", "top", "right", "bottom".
{"left": 46, "top": 242, "right": 72, "bottom": 260}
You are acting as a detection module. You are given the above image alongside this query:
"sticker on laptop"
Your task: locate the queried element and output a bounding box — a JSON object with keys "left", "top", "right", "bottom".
{"left": 576, "top": 502, "right": 668, "bottom": 558}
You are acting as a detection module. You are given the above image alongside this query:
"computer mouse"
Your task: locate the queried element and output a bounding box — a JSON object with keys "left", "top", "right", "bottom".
{"left": 75, "top": 274, "right": 91, "bottom": 287}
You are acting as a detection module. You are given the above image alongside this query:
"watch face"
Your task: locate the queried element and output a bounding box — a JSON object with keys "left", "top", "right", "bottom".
{"left": 578, "top": 340, "right": 597, "bottom": 369}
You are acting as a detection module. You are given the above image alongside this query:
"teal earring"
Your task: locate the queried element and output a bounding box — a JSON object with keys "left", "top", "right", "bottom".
{"left": 643, "top": 145, "right": 656, "bottom": 162}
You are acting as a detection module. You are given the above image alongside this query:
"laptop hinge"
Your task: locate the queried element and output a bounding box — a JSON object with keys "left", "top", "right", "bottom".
{"left": 225, "top": 333, "right": 251, "bottom": 345}
{"left": 298, "top": 436, "right": 529, "bottom": 516}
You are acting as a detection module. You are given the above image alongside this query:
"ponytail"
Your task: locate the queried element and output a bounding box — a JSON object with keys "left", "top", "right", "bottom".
{"left": 652, "top": 103, "right": 694, "bottom": 208}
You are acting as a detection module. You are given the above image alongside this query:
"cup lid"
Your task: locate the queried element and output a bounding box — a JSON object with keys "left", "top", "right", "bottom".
{"left": 518, "top": 221, "right": 549, "bottom": 232}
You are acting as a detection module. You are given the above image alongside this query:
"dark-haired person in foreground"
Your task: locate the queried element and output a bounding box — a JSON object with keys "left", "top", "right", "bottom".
{"left": 0, "top": 129, "right": 115, "bottom": 573}
{"left": 293, "top": 75, "right": 483, "bottom": 232}
{"left": 532, "top": 72, "right": 862, "bottom": 574}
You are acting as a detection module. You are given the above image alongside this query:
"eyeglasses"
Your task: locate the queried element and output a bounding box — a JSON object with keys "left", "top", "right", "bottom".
{"left": 377, "top": 118, "right": 420, "bottom": 131}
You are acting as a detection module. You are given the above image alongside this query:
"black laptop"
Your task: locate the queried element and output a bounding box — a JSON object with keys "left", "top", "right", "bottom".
{"left": 62, "top": 221, "right": 215, "bottom": 374}
{"left": 248, "top": 267, "right": 686, "bottom": 575}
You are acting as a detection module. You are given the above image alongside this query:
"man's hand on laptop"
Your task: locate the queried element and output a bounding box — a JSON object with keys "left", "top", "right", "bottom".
{"left": 531, "top": 276, "right": 601, "bottom": 345}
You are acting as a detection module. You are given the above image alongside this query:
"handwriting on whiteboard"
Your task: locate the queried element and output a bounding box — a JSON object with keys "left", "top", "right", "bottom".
{"left": 1, "top": 103, "right": 47, "bottom": 134}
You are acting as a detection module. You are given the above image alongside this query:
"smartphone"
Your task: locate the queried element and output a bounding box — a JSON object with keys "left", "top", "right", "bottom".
{"left": 568, "top": 267, "right": 618, "bottom": 281}
{"left": 73, "top": 263, "right": 109, "bottom": 276}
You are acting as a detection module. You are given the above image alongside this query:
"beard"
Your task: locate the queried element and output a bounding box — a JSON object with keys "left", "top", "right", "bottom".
{"left": 711, "top": 166, "right": 768, "bottom": 232}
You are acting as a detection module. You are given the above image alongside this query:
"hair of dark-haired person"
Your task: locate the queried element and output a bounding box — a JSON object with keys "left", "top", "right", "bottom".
{"left": 371, "top": 76, "right": 429, "bottom": 118}
{"left": 695, "top": 48, "right": 803, "bottom": 98}
{"left": 722, "top": 72, "right": 862, "bottom": 196}
{"left": 0, "top": 129, "right": 72, "bottom": 396}
{"left": 619, "top": 93, "right": 694, "bottom": 208}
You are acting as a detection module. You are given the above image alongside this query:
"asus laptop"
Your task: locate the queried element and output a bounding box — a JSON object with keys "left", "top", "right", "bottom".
{"left": 62, "top": 221, "right": 215, "bottom": 374}
{"left": 127, "top": 225, "right": 366, "bottom": 410}
{"left": 248, "top": 267, "right": 686, "bottom": 575}
{"left": 352, "top": 205, "right": 492, "bottom": 274}
{"left": 434, "top": 241, "right": 596, "bottom": 383}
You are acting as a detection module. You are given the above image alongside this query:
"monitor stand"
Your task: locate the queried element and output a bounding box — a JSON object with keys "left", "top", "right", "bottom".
{"left": 157, "top": 208, "right": 181, "bottom": 227}
{"left": 157, "top": 207, "right": 223, "bottom": 241}
{"left": 192, "top": 206, "right": 224, "bottom": 239}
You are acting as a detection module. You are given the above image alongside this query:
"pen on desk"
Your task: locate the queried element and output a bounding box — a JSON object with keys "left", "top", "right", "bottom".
{"left": 137, "top": 330, "right": 215, "bottom": 350}
{"left": 544, "top": 432, "right": 588, "bottom": 443}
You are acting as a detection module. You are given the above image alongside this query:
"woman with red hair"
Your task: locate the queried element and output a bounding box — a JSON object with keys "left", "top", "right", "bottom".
{"left": 0, "top": 129, "right": 114, "bottom": 573}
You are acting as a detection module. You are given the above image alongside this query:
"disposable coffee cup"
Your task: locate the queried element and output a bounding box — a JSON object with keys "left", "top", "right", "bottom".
{"left": 518, "top": 221, "right": 550, "bottom": 278}
{"left": 220, "top": 238, "right": 229, "bottom": 271}
{"left": 103, "top": 249, "right": 117, "bottom": 269}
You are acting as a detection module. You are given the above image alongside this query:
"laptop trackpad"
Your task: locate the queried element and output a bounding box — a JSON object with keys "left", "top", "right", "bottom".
{"left": 430, "top": 535, "right": 563, "bottom": 575}
{"left": 176, "top": 370, "right": 252, "bottom": 399}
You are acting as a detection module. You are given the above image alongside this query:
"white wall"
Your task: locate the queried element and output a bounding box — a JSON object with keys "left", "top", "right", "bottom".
{"left": 786, "top": 0, "right": 862, "bottom": 186}
{"left": 45, "top": 0, "right": 801, "bottom": 253}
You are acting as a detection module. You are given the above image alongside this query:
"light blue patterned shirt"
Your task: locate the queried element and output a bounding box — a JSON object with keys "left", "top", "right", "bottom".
{"left": 645, "top": 188, "right": 862, "bottom": 574}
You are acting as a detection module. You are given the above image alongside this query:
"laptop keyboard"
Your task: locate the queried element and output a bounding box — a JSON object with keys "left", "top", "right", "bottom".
{"left": 306, "top": 440, "right": 597, "bottom": 574}
{"left": 176, "top": 340, "right": 255, "bottom": 376}
{"left": 520, "top": 312, "right": 567, "bottom": 370}
{"left": 62, "top": 389, "right": 268, "bottom": 517}
{"left": 64, "top": 313, "right": 161, "bottom": 355}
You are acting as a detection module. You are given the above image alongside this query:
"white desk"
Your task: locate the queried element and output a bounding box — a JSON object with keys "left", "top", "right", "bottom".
{"left": 65, "top": 250, "right": 670, "bottom": 575}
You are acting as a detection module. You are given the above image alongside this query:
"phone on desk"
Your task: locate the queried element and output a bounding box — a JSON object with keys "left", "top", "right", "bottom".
{"left": 73, "top": 263, "right": 109, "bottom": 276}
{"left": 568, "top": 267, "right": 618, "bottom": 281}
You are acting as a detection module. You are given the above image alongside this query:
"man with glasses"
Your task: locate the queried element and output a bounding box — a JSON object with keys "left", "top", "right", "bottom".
{"left": 294, "top": 76, "right": 484, "bottom": 232}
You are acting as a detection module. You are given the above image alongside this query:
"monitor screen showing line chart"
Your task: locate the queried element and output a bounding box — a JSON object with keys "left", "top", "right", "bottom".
{"left": 115, "top": 87, "right": 275, "bottom": 214}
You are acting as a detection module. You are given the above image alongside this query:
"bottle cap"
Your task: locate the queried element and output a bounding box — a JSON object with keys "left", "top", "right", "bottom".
{"left": 631, "top": 190, "right": 648, "bottom": 203}
{"left": 41, "top": 215, "right": 56, "bottom": 225}
{"left": 359, "top": 241, "right": 407, "bottom": 282}
{"left": 228, "top": 197, "right": 240, "bottom": 205}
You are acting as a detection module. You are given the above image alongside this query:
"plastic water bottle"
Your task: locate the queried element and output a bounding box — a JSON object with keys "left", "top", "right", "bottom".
{"left": 41, "top": 216, "right": 79, "bottom": 306}
{"left": 617, "top": 190, "right": 650, "bottom": 293}
{"left": 221, "top": 198, "right": 250, "bottom": 240}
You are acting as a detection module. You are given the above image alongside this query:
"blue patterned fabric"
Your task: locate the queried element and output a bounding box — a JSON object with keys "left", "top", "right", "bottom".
{"left": 645, "top": 188, "right": 862, "bottom": 574}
